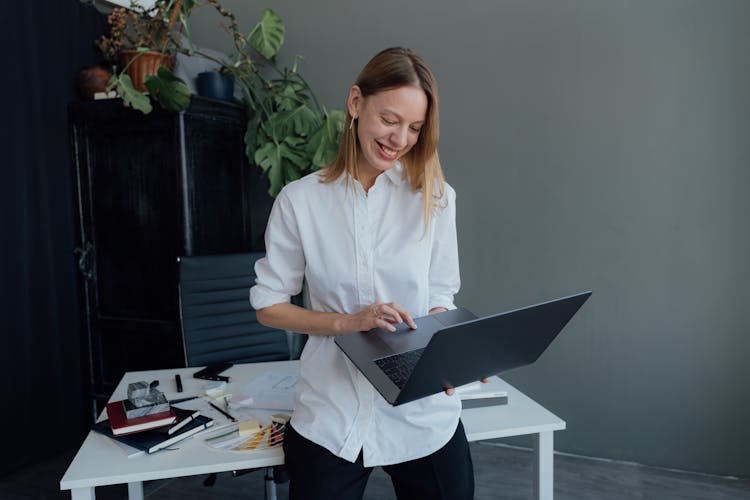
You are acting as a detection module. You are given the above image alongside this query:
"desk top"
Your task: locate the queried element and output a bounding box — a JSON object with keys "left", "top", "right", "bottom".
{"left": 61, "top": 360, "right": 564, "bottom": 491}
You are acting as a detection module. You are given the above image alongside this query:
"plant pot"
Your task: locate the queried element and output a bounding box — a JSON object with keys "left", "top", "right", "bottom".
{"left": 196, "top": 71, "right": 235, "bottom": 102}
{"left": 119, "top": 50, "right": 172, "bottom": 93}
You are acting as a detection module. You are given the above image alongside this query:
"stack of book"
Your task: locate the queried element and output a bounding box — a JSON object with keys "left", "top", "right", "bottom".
{"left": 93, "top": 400, "right": 214, "bottom": 455}
{"left": 105, "top": 399, "right": 177, "bottom": 436}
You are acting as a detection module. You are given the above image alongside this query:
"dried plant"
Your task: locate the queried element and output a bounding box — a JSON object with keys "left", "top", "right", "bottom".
{"left": 96, "top": 1, "right": 183, "bottom": 64}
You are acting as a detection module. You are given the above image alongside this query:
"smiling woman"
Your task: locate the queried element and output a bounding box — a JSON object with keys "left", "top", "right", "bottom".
{"left": 346, "top": 86, "right": 427, "bottom": 189}
{"left": 250, "top": 47, "right": 475, "bottom": 500}
{"left": 319, "top": 47, "right": 445, "bottom": 229}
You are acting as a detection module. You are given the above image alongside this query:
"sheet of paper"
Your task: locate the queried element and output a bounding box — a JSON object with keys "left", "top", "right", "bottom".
{"left": 231, "top": 371, "right": 298, "bottom": 411}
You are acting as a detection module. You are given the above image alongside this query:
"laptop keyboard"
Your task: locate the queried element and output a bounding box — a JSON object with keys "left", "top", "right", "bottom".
{"left": 374, "top": 348, "right": 425, "bottom": 389}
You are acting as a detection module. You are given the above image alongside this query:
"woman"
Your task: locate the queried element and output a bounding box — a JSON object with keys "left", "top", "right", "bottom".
{"left": 250, "top": 47, "right": 474, "bottom": 499}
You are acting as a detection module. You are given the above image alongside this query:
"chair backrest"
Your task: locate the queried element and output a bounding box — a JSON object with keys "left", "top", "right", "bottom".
{"left": 178, "top": 252, "right": 291, "bottom": 367}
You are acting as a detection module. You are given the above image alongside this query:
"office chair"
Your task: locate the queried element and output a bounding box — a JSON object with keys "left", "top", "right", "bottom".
{"left": 178, "top": 251, "right": 303, "bottom": 500}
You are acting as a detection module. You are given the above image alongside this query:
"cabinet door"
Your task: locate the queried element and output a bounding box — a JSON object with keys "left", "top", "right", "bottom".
{"left": 181, "top": 106, "right": 254, "bottom": 255}
{"left": 71, "top": 98, "right": 271, "bottom": 410}
{"left": 71, "top": 103, "right": 185, "bottom": 403}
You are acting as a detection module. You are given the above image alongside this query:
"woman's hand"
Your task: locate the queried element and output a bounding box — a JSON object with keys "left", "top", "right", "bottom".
{"left": 427, "top": 308, "right": 488, "bottom": 395}
{"left": 444, "top": 377, "right": 490, "bottom": 396}
{"left": 344, "top": 301, "right": 417, "bottom": 333}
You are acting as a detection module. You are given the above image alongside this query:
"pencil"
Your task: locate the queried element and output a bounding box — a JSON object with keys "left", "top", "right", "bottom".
{"left": 208, "top": 401, "right": 238, "bottom": 422}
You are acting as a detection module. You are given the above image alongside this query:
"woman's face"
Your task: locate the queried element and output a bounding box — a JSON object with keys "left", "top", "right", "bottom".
{"left": 348, "top": 85, "right": 428, "bottom": 176}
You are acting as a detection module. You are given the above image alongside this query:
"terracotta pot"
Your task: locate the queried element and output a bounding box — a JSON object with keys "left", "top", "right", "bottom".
{"left": 119, "top": 50, "right": 172, "bottom": 93}
{"left": 77, "top": 66, "right": 112, "bottom": 100}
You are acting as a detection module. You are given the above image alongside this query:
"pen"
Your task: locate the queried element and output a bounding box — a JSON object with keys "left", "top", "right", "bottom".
{"left": 170, "top": 395, "right": 198, "bottom": 404}
{"left": 175, "top": 374, "right": 183, "bottom": 393}
{"left": 209, "top": 401, "right": 238, "bottom": 422}
{"left": 168, "top": 410, "right": 200, "bottom": 435}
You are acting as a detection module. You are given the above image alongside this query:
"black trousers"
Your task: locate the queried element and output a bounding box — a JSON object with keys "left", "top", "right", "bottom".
{"left": 283, "top": 421, "right": 474, "bottom": 500}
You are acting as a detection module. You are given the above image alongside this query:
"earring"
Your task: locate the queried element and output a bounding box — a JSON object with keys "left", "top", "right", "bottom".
{"left": 349, "top": 115, "right": 357, "bottom": 130}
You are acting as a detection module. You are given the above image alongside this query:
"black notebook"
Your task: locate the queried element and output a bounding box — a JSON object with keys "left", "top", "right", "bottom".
{"left": 93, "top": 406, "right": 214, "bottom": 454}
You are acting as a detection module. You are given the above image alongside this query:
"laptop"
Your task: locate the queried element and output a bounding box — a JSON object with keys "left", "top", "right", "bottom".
{"left": 335, "top": 291, "right": 591, "bottom": 406}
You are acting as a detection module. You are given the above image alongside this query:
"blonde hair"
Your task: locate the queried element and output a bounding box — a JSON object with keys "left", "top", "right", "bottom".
{"left": 320, "top": 47, "right": 445, "bottom": 229}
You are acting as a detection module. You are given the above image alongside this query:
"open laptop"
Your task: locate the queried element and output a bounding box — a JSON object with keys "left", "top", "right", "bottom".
{"left": 335, "top": 291, "right": 591, "bottom": 406}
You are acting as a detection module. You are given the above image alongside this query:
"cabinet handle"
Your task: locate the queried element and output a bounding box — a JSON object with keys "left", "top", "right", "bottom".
{"left": 74, "top": 242, "right": 94, "bottom": 281}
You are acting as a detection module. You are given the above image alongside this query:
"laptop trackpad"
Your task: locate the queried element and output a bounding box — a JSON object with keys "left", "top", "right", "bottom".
{"left": 374, "top": 315, "right": 444, "bottom": 353}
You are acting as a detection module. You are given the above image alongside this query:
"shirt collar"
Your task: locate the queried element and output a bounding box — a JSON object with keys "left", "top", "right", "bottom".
{"left": 383, "top": 161, "right": 406, "bottom": 186}
{"left": 337, "top": 161, "right": 406, "bottom": 187}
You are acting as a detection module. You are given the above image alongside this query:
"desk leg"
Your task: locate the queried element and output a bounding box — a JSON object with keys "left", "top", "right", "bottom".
{"left": 70, "top": 487, "right": 95, "bottom": 500}
{"left": 533, "top": 431, "right": 554, "bottom": 500}
{"left": 127, "top": 481, "right": 144, "bottom": 500}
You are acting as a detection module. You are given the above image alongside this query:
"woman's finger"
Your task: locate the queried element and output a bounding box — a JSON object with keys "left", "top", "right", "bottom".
{"left": 379, "top": 303, "right": 403, "bottom": 324}
{"left": 384, "top": 302, "right": 417, "bottom": 329}
{"left": 375, "top": 316, "right": 396, "bottom": 332}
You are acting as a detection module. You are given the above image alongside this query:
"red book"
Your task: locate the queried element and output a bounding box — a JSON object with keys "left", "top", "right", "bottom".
{"left": 106, "top": 400, "right": 176, "bottom": 436}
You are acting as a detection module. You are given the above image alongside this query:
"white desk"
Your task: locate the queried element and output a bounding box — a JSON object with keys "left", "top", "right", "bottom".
{"left": 61, "top": 361, "right": 565, "bottom": 500}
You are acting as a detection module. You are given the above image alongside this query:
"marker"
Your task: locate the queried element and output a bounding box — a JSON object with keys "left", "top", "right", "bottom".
{"left": 175, "top": 374, "right": 183, "bottom": 392}
{"left": 168, "top": 410, "right": 200, "bottom": 435}
{"left": 209, "top": 401, "right": 238, "bottom": 422}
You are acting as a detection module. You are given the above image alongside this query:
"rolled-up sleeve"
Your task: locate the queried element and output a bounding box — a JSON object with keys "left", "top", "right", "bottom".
{"left": 428, "top": 185, "right": 460, "bottom": 310}
{"left": 250, "top": 189, "right": 306, "bottom": 310}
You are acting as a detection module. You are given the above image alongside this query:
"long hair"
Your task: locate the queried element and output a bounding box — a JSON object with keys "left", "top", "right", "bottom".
{"left": 320, "top": 47, "right": 445, "bottom": 229}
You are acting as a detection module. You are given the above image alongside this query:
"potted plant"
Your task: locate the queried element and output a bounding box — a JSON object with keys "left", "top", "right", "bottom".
{"left": 97, "top": 1, "right": 343, "bottom": 197}
{"left": 96, "top": 1, "right": 191, "bottom": 114}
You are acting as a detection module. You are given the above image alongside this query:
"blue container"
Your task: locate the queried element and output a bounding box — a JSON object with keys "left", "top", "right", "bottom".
{"left": 196, "top": 71, "right": 234, "bottom": 102}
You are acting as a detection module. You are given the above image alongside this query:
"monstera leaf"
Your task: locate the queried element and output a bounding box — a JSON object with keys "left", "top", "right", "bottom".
{"left": 307, "top": 109, "right": 345, "bottom": 168}
{"left": 249, "top": 9, "right": 285, "bottom": 60}
{"left": 107, "top": 73, "right": 152, "bottom": 114}
{"left": 144, "top": 67, "right": 191, "bottom": 112}
{"left": 255, "top": 137, "right": 310, "bottom": 196}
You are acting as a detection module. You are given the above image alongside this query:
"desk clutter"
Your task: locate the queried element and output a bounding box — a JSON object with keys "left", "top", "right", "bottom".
{"left": 91, "top": 372, "right": 297, "bottom": 457}
{"left": 92, "top": 381, "right": 215, "bottom": 455}
{"left": 93, "top": 406, "right": 214, "bottom": 455}
{"left": 205, "top": 413, "right": 290, "bottom": 452}
{"left": 186, "top": 370, "right": 297, "bottom": 452}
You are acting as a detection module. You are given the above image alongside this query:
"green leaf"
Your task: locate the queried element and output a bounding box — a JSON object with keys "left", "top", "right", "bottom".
{"left": 262, "top": 104, "right": 321, "bottom": 142}
{"left": 143, "top": 67, "right": 191, "bottom": 112}
{"left": 274, "top": 84, "right": 301, "bottom": 112}
{"left": 287, "top": 104, "right": 319, "bottom": 136}
{"left": 248, "top": 9, "right": 285, "bottom": 60}
{"left": 283, "top": 159, "right": 302, "bottom": 184}
{"left": 254, "top": 141, "right": 284, "bottom": 196}
{"left": 115, "top": 74, "right": 152, "bottom": 114}
{"left": 254, "top": 138, "right": 309, "bottom": 197}
{"left": 307, "top": 109, "right": 344, "bottom": 168}
{"left": 265, "top": 110, "right": 293, "bottom": 141}
{"left": 281, "top": 137, "right": 308, "bottom": 169}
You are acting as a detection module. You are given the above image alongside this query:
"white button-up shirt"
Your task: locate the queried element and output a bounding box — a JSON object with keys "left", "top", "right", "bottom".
{"left": 250, "top": 161, "right": 461, "bottom": 467}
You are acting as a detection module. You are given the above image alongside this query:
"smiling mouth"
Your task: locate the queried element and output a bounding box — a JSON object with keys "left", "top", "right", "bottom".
{"left": 377, "top": 141, "right": 399, "bottom": 159}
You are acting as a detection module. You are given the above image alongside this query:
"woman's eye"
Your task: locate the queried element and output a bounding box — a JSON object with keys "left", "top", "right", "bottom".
{"left": 381, "top": 117, "right": 396, "bottom": 125}
{"left": 410, "top": 126, "right": 422, "bottom": 133}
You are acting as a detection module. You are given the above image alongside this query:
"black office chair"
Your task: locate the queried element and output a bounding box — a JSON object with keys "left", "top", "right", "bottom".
{"left": 178, "top": 251, "right": 302, "bottom": 500}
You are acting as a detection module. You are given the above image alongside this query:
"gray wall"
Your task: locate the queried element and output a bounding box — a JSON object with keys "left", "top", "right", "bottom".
{"left": 188, "top": 0, "right": 750, "bottom": 477}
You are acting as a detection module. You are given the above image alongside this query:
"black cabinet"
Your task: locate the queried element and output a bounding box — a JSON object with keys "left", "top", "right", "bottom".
{"left": 69, "top": 96, "right": 273, "bottom": 416}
